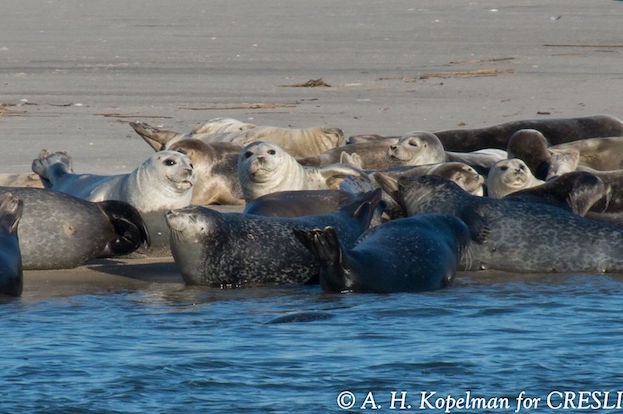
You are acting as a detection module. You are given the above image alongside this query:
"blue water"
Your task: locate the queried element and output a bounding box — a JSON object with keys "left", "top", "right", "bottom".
{"left": 2, "top": 273, "right": 623, "bottom": 413}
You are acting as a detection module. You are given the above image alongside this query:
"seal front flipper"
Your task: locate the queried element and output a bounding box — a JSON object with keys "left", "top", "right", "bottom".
{"left": 460, "top": 207, "right": 490, "bottom": 244}
{"left": 294, "top": 227, "right": 347, "bottom": 292}
{"left": 129, "top": 121, "right": 180, "bottom": 151}
{"left": 0, "top": 193, "right": 23, "bottom": 234}
{"left": 97, "top": 200, "right": 151, "bottom": 257}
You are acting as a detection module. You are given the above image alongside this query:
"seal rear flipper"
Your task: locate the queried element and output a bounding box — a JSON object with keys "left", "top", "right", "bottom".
{"left": 129, "top": 121, "right": 179, "bottom": 151}
{"left": 293, "top": 227, "right": 346, "bottom": 292}
{"left": 97, "top": 200, "right": 151, "bottom": 257}
{"left": 0, "top": 193, "right": 23, "bottom": 234}
{"left": 339, "top": 188, "right": 383, "bottom": 230}
{"left": 31, "top": 149, "right": 73, "bottom": 188}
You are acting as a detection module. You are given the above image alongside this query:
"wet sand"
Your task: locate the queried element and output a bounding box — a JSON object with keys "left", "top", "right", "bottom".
{"left": 1, "top": 1, "right": 622, "bottom": 298}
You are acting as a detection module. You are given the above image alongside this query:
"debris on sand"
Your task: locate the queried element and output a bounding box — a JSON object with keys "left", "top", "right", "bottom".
{"left": 281, "top": 78, "right": 331, "bottom": 88}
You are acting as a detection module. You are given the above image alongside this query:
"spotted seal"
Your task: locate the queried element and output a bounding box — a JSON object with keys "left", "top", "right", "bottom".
{"left": 486, "top": 158, "right": 544, "bottom": 199}
{"left": 165, "top": 190, "right": 382, "bottom": 287}
{"left": 237, "top": 141, "right": 367, "bottom": 201}
{"left": 243, "top": 189, "right": 362, "bottom": 217}
{"left": 384, "top": 175, "right": 623, "bottom": 273}
{"left": 435, "top": 114, "right": 623, "bottom": 152}
{"left": 0, "top": 187, "right": 149, "bottom": 270}
{"left": 0, "top": 193, "right": 23, "bottom": 297}
{"left": 294, "top": 214, "right": 470, "bottom": 293}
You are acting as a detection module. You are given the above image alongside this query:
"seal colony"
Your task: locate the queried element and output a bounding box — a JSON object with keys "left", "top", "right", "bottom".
{"left": 2, "top": 113, "right": 623, "bottom": 296}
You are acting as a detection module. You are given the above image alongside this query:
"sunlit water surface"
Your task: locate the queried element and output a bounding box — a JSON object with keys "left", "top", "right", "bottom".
{"left": 2, "top": 273, "right": 623, "bottom": 413}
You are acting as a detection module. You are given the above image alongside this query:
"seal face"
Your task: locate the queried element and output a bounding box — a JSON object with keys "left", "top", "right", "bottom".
{"left": 294, "top": 214, "right": 470, "bottom": 293}
{"left": 237, "top": 141, "right": 366, "bottom": 201}
{"left": 392, "top": 175, "right": 623, "bottom": 273}
{"left": 166, "top": 190, "right": 382, "bottom": 287}
{"left": 168, "top": 139, "right": 244, "bottom": 205}
{"left": 387, "top": 132, "right": 445, "bottom": 166}
{"left": 486, "top": 158, "right": 544, "bottom": 198}
{"left": 0, "top": 193, "right": 23, "bottom": 297}
{"left": 0, "top": 187, "right": 148, "bottom": 270}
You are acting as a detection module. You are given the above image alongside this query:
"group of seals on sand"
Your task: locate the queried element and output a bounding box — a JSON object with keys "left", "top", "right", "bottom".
{"left": 3, "top": 113, "right": 623, "bottom": 297}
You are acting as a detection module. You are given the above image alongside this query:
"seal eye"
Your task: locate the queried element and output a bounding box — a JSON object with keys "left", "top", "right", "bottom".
{"left": 500, "top": 166, "right": 508, "bottom": 171}
{"left": 267, "top": 149, "right": 276, "bottom": 155}
{"left": 519, "top": 164, "right": 525, "bottom": 170}
{"left": 408, "top": 140, "right": 418, "bottom": 147}
{"left": 244, "top": 151, "right": 253, "bottom": 159}
{"left": 164, "top": 159, "right": 177, "bottom": 166}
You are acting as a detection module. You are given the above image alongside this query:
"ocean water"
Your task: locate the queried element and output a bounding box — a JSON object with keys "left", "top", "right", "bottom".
{"left": 1, "top": 272, "right": 623, "bottom": 413}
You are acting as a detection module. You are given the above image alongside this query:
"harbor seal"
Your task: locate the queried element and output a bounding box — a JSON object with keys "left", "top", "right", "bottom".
{"left": 504, "top": 171, "right": 607, "bottom": 216}
{"left": 294, "top": 214, "right": 470, "bottom": 293}
{"left": 237, "top": 141, "right": 368, "bottom": 201}
{"left": 385, "top": 175, "right": 623, "bottom": 273}
{"left": 131, "top": 118, "right": 344, "bottom": 157}
{"left": 434, "top": 114, "right": 623, "bottom": 152}
{"left": 244, "top": 189, "right": 362, "bottom": 217}
{"left": 168, "top": 139, "right": 244, "bottom": 205}
{"left": 486, "top": 158, "right": 544, "bottom": 198}
{"left": 0, "top": 187, "right": 149, "bottom": 270}
{"left": 166, "top": 190, "right": 382, "bottom": 287}
{"left": 0, "top": 193, "right": 23, "bottom": 297}
{"left": 387, "top": 131, "right": 506, "bottom": 173}
{"left": 297, "top": 140, "right": 401, "bottom": 170}
{"left": 32, "top": 149, "right": 194, "bottom": 212}
{"left": 130, "top": 118, "right": 256, "bottom": 151}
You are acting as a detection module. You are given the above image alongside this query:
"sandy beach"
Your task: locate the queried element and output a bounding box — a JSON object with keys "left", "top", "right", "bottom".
{"left": 1, "top": 0, "right": 622, "bottom": 299}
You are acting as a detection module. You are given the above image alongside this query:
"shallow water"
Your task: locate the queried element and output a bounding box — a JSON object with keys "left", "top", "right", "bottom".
{"left": 2, "top": 273, "right": 623, "bottom": 413}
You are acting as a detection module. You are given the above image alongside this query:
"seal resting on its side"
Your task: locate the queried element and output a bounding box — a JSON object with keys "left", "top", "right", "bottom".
{"left": 294, "top": 214, "right": 470, "bottom": 293}
{"left": 0, "top": 193, "right": 23, "bottom": 297}
{"left": 382, "top": 175, "right": 623, "bottom": 273}
{"left": 166, "top": 190, "right": 382, "bottom": 287}
{"left": 237, "top": 141, "right": 368, "bottom": 201}
{"left": 0, "top": 187, "right": 149, "bottom": 270}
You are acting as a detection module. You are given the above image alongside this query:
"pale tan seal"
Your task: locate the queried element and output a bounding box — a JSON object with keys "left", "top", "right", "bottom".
{"left": 168, "top": 139, "right": 244, "bottom": 205}
{"left": 131, "top": 118, "right": 344, "bottom": 157}
{"left": 486, "top": 158, "right": 544, "bottom": 199}
{"left": 237, "top": 141, "right": 367, "bottom": 201}
{"left": 387, "top": 131, "right": 506, "bottom": 172}
{"left": 32, "top": 150, "right": 194, "bottom": 212}
{"left": 297, "top": 140, "right": 401, "bottom": 170}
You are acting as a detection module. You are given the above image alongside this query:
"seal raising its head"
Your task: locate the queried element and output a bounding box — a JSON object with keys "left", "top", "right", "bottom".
{"left": 486, "top": 158, "right": 544, "bottom": 198}
{"left": 387, "top": 131, "right": 446, "bottom": 166}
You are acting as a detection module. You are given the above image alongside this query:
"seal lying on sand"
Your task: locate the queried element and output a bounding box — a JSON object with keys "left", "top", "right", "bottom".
{"left": 435, "top": 114, "right": 623, "bottom": 152}
{"left": 387, "top": 131, "right": 506, "bottom": 173}
{"left": 168, "top": 139, "right": 244, "bottom": 205}
{"left": 380, "top": 175, "right": 623, "bottom": 273}
{"left": 297, "top": 140, "right": 400, "bottom": 170}
{"left": 486, "top": 159, "right": 544, "bottom": 198}
{"left": 0, "top": 193, "right": 23, "bottom": 297}
{"left": 0, "top": 187, "right": 149, "bottom": 270}
{"left": 244, "top": 189, "right": 363, "bottom": 217}
{"left": 237, "top": 141, "right": 368, "bottom": 201}
{"left": 294, "top": 214, "right": 470, "bottom": 293}
{"left": 166, "top": 190, "right": 382, "bottom": 287}
{"left": 32, "top": 150, "right": 194, "bottom": 212}
{"left": 131, "top": 118, "right": 344, "bottom": 157}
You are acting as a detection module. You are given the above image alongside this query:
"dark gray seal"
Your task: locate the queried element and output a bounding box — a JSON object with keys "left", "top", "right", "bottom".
{"left": 0, "top": 193, "right": 23, "bottom": 297}
{"left": 0, "top": 187, "right": 149, "bottom": 270}
{"left": 435, "top": 114, "right": 623, "bottom": 152}
{"left": 243, "top": 189, "right": 362, "bottom": 217}
{"left": 294, "top": 214, "right": 470, "bottom": 293}
{"left": 384, "top": 175, "right": 623, "bottom": 273}
{"left": 166, "top": 190, "right": 382, "bottom": 287}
